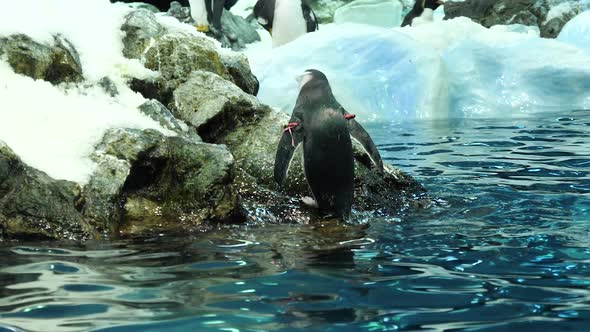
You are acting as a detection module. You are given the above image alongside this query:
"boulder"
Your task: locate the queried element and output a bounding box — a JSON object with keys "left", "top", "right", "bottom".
{"left": 121, "top": 9, "right": 165, "bottom": 59}
{"left": 444, "top": 0, "right": 585, "bottom": 38}
{"left": 171, "top": 70, "right": 268, "bottom": 141}
{"left": 82, "top": 128, "right": 242, "bottom": 235}
{"left": 138, "top": 99, "right": 202, "bottom": 142}
{"left": 0, "top": 34, "right": 83, "bottom": 84}
{"left": 220, "top": 52, "right": 260, "bottom": 96}
{"left": 0, "top": 141, "right": 92, "bottom": 240}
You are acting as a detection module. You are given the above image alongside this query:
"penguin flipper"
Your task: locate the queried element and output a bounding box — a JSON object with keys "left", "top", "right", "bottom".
{"left": 274, "top": 117, "right": 304, "bottom": 186}
{"left": 344, "top": 112, "right": 384, "bottom": 173}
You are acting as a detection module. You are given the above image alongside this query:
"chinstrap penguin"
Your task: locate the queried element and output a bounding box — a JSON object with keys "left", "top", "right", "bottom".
{"left": 401, "top": 0, "right": 444, "bottom": 27}
{"left": 253, "top": 0, "right": 318, "bottom": 47}
{"left": 189, "top": 0, "right": 238, "bottom": 34}
{"left": 274, "top": 70, "right": 384, "bottom": 219}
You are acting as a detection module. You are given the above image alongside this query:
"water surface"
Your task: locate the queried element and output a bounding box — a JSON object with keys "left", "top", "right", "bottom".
{"left": 1, "top": 110, "right": 590, "bottom": 331}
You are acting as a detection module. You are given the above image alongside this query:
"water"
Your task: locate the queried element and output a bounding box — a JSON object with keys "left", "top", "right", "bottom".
{"left": 1, "top": 110, "right": 590, "bottom": 331}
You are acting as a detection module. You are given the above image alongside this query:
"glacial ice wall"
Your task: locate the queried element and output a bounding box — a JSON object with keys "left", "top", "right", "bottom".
{"left": 248, "top": 18, "right": 590, "bottom": 121}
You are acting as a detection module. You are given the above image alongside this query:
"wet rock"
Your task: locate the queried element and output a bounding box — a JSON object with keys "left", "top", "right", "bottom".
{"left": 98, "top": 77, "right": 119, "bottom": 97}
{"left": 121, "top": 9, "right": 165, "bottom": 59}
{"left": 138, "top": 99, "right": 202, "bottom": 142}
{"left": 220, "top": 52, "right": 259, "bottom": 96}
{"left": 0, "top": 141, "right": 91, "bottom": 240}
{"left": 167, "top": 1, "right": 192, "bottom": 23}
{"left": 172, "top": 70, "right": 269, "bottom": 141}
{"left": 82, "top": 128, "right": 242, "bottom": 235}
{"left": 444, "top": 0, "right": 584, "bottom": 38}
{"left": 0, "top": 34, "right": 83, "bottom": 84}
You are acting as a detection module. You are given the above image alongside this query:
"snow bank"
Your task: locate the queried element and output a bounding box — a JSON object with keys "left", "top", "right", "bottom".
{"left": 0, "top": 0, "right": 171, "bottom": 183}
{"left": 334, "top": 0, "right": 403, "bottom": 28}
{"left": 248, "top": 18, "right": 590, "bottom": 121}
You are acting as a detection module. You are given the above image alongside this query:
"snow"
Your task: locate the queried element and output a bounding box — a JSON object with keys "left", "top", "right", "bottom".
{"left": 544, "top": 2, "right": 574, "bottom": 24}
{"left": 247, "top": 18, "right": 590, "bottom": 121}
{"left": 558, "top": 10, "right": 590, "bottom": 54}
{"left": 231, "top": 0, "right": 258, "bottom": 18}
{"left": 0, "top": 0, "right": 172, "bottom": 184}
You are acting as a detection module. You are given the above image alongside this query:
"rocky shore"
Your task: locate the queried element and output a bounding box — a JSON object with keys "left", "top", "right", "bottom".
{"left": 0, "top": 8, "right": 425, "bottom": 241}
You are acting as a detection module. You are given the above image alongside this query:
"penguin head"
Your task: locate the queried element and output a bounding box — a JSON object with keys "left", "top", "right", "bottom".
{"left": 253, "top": 0, "right": 275, "bottom": 33}
{"left": 296, "top": 69, "right": 329, "bottom": 90}
{"left": 422, "top": 0, "right": 444, "bottom": 10}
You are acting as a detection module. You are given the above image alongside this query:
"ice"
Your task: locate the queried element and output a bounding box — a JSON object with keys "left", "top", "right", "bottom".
{"left": 334, "top": 0, "right": 403, "bottom": 28}
{"left": 558, "top": 10, "right": 590, "bottom": 54}
{"left": 248, "top": 18, "right": 590, "bottom": 121}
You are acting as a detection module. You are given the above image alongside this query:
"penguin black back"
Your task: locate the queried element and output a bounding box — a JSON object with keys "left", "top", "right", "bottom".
{"left": 253, "top": 0, "right": 275, "bottom": 32}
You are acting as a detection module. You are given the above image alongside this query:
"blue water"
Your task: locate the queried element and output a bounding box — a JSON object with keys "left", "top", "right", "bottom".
{"left": 1, "top": 110, "right": 590, "bottom": 331}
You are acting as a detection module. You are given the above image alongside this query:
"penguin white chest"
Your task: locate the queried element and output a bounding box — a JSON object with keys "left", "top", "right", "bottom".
{"left": 411, "top": 8, "right": 434, "bottom": 27}
{"left": 272, "top": 0, "right": 307, "bottom": 47}
{"left": 189, "top": 0, "right": 209, "bottom": 27}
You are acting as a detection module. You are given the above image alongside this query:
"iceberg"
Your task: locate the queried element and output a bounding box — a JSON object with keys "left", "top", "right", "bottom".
{"left": 248, "top": 18, "right": 590, "bottom": 121}
{"left": 334, "top": 0, "right": 403, "bottom": 28}
{"left": 558, "top": 10, "right": 590, "bottom": 54}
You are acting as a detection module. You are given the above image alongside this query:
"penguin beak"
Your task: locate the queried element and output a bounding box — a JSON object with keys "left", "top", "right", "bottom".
{"left": 268, "top": 28, "right": 272, "bottom": 36}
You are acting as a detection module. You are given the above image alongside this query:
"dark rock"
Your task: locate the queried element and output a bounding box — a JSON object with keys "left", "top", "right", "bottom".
{"left": 444, "top": 0, "right": 584, "bottom": 38}
{"left": 121, "top": 9, "right": 165, "bottom": 59}
{"left": 82, "top": 128, "right": 242, "bottom": 235}
{"left": 0, "top": 141, "right": 91, "bottom": 240}
{"left": 98, "top": 77, "right": 119, "bottom": 97}
{"left": 172, "top": 70, "right": 268, "bottom": 141}
{"left": 111, "top": 0, "right": 189, "bottom": 12}
{"left": 138, "top": 99, "right": 202, "bottom": 142}
{"left": 165, "top": 3, "right": 261, "bottom": 50}
{"left": 143, "top": 31, "right": 231, "bottom": 89}
{"left": 308, "top": 0, "right": 354, "bottom": 23}
{"left": 220, "top": 52, "right": 259, "bottom": 95}
{"left": 0, "top": 34, "right": 83, "bottom": 84}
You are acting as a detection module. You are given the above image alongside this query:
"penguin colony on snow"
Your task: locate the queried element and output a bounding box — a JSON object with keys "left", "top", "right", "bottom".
{"left": 179, "top": 0, "right": 441, "bottom": 218}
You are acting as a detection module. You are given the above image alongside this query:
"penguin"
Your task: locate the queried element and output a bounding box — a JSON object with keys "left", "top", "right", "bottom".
{"left": 401, "top": 0, "right": 444, "bottom": 27}
{"left": 253, "top": 0, "right": 319, "bottom": 47}
{"left": 189, "top": 0, "right": 239, "bottom": 33}
{"left": 274, "top": 70, "right": 384, "bottom": 218}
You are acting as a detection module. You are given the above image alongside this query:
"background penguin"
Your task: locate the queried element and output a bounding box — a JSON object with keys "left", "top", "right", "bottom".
{"left": 401, "top": 0, "right": 444, "bottom": 27}
{"left": 253, "top": 0, "right": 318, "bottom": 47}
{"left": 274, "top": 70, "right": 384, "bottom": 219}
{"left": 189, "top": 0, "right": 239, "bottom": 34}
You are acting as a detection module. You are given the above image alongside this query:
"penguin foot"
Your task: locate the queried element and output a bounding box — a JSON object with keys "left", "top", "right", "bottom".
{"left": 344, "top": 113, "right": 356, "bottom": 120}
{"left": 195, "top": 25, "right": 209, "bottom": 32}
{"left": 301, "top": 196, "right": 319, "bottom": 208}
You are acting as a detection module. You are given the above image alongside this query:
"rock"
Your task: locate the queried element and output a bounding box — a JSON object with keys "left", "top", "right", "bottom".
{"left": 220, "top": 52, "right": 260, "bottom": 96}
{"left": 121, "top": 9, "right": 165, "bottom": 60}
{"left": 165, "top": 3, "right": 261, "bottom": 50}
{"left": 143, "top": 31, "right": 231, "bottom": 89}
{"left": 334, "top": 0, "right": 403, "bottom": 28}
{"left": 82, "top": 128, "right": 242, "bottom": 235}
{"left": 98, "top": 77, "right": 120, "bottom": 97}
{"left": 444, "top": 0, "right": 585, "bottom": 38}
{"left": 0, "top": 34, "right": 83, "bottom": 84}
{"left": 172, "top": 70, "right": 269, "bottom": 141}
{"left": 0, "top": 141, "right": 91, "bottom": 240}
{"left": 138, "top": 99, "right": 202, "bottom": 142}
{"left": 308, "top": 0, "right": 355, "bottom": 23}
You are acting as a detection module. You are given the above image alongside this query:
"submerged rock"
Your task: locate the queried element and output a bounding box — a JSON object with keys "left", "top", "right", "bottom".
{"left": 0, "top": 34, "right": 83, "bottom": 84}
{"left": 444, "top": 0, "right": 585, "bottom": 38}
{"left": 0, "top": 141, "right": 91, "bottom": 240}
